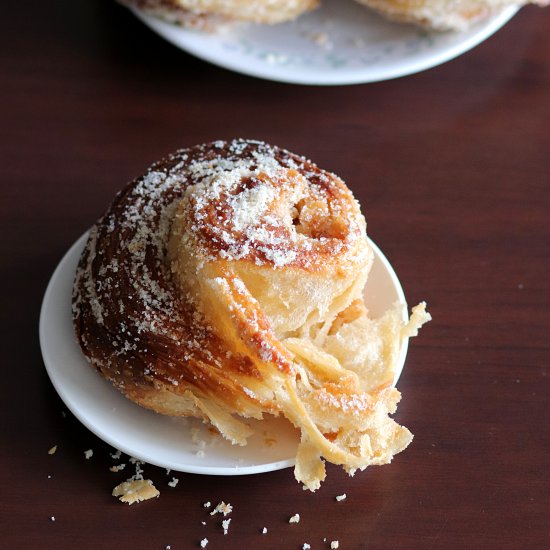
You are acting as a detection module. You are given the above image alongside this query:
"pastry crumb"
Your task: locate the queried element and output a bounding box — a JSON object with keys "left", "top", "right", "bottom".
{"left": 210, "top": 501, "right": 232, "bottom": 516}
{"left": 200, "top": 538, "right": 208, "bottom": 548}
{"left": 128, "top": 457, "right": 145, "bottom": 480}
{"left": 335, "top": 493, "right": 347, "bottom": 502}
{"left": 262, "top": 527, "right": 268, "bottom": 534}
{"left": 50, "top": 516, "right": 56, "bottom": 522}
{"left": 110, "top": 449, "right": 122, "bottom": 460}
{"left": 203, "top": 501, "right": 211, "bottom": 508}
{"left": 48, "top": 445, "right": 57, "bottom": 455}
{"left": 84, "top": 449, "right": 93, "bottom": 460}
{"left": 168, "top": 477, "right": 179, "bottom": 488}
{"left": 331, "top": 541, "right": 339, "bottom": 549}
{"left": 112, "top": 479, "right": 160, "bottom": 505}
{"left": 222, "top": 518, "right": 231, "bottom": 535}
{"left": 109, "top": 464, "right": 126, "bottom": 472}
{"left": 302, "top": 544, "right": 311, "bottom": 550}
{"left": 303, "top": 30, "right": 333, "bottom": 50}
{"left": 289, "top": 513, "right": 300, "bottom": 524}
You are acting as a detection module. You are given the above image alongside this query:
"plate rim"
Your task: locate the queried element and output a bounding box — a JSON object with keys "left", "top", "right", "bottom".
{"left": 130, "top": 4, "right": 518, "bottom": 85}
{"left": 39, "top": 231, "right": 409, "bottom": 475}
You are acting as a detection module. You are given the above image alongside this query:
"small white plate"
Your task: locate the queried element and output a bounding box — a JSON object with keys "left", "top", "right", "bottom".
{"left": 130, "top": 0, "right": 518, "bottom": 85}
{"left": 39, "top": 232, "right": 408, "bottom": 475}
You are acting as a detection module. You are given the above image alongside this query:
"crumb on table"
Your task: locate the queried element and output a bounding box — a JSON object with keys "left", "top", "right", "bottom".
{"left": 112, "top": 479, "right": 159, "bottom": 505}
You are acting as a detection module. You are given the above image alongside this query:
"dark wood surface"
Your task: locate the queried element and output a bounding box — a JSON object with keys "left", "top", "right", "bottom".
{"left": 2, "top": 1, "right": 549, "bottom": 548}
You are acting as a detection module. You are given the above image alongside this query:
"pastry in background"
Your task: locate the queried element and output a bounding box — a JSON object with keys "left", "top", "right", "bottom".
{"left": 72, "top": 139, "right": 430, "bottom": 490}
{"left": 121, "top": 0, "right": 319, "bottom": 30}
{"left": 354, "top": 0, "right": 548, "bottom": 31}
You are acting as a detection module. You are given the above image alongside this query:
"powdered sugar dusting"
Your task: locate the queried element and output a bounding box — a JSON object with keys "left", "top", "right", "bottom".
{"left": 173, "top": 140, "right": 365, "bottom": 271}
{"left": 74, "top": 139, "right": 368, "bottom": 385}
{"left": 316, "top": 386, "right": 373, "bottom": 413}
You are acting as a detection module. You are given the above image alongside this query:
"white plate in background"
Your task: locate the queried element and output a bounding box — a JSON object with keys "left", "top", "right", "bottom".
{"left": 39, "top": 232, "right": 408, "bottom": 475}
{"left": 130, "top": 0, "right": 518, "bottom": 85}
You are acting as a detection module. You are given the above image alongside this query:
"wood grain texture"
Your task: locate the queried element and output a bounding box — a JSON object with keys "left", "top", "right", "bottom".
{"left": 1, "top": 1, "right": 549, "bottom": 548}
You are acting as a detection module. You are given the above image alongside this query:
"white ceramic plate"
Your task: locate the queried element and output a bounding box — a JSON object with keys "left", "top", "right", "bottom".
{"left": 130, "top": 0, "right": 518, "bottom": 85}
{"left": 39, "top": 232, "right": 408, "bottom": 475}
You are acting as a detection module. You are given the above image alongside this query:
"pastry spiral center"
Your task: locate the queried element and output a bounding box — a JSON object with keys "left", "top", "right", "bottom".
{"left": 168, "top": 159, "right": 372, "bottom": 339}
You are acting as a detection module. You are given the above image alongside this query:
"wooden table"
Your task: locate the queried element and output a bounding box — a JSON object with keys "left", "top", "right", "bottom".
{"left": 2, "top": 1, "right": 549, "bottom": 548}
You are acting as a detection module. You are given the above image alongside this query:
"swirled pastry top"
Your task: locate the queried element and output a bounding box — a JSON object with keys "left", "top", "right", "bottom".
{"left": 170, "top": 151, "right": 368, "bottom": 271}
{"left": 73, "top": 139, "right": 430, "bottom": 490}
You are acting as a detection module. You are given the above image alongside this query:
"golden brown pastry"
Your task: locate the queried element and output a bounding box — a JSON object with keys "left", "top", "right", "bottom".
{"left": 354, "top": 0, "right": 547, "bottom": 31}
{"left": 122, "top": 0, "right": 319, "bottom": 29}
{"left": 73, "top": 139, "right": 430, "bottom": 490}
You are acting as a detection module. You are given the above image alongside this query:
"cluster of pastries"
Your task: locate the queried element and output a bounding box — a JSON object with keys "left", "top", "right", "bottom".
{"left": 73, "top": 139, "right": 430, "bottom": 490}
{"left": 122, "top": 0, "right": 546, "bottom": 31}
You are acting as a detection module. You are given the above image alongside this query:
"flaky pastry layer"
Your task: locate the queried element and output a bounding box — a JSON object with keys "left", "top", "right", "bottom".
{"left": 73, "top": 139, "right": 430, "bottom": 490}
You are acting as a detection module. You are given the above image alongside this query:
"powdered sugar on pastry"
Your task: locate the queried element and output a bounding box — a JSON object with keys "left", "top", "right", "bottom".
{"left": 73, "top": 139, "right": 430, "bottom": 492}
